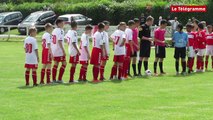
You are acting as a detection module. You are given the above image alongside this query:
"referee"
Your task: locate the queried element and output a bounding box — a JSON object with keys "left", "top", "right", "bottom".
{"left": 138, "top": 16, "right": 154, "bottom": 76}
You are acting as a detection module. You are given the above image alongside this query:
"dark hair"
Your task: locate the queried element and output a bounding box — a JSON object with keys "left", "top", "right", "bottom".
{"left": 160, "top": 19, "right": 167, "bottom": 25}
{"left": 98, "top": 22, "right": 105, "bottom": 30}
{"left": 186, "top": 24, "right": 192, "bottom": 28}
{"left": 85, "top": 24, "right": 93, "bottom": 30}
{"left": 55, "top": 19, "right": 63, "bottom": 25}
{"left": 128, "top": 20, "right": 135, "bottom": 26}
{"left": 198, "top": 23, "right": 204, "bottom": 29}
{"left": 134, "top": 18, "right": 140, "bottom": 23}
{"left": 146, "top": 16, "right": 154, "bottom": 22}
{"left": 44, "top": 23, "right": 53, "bottom": 30}
{"left": 71, "top": 21, "right": 77, "bottom": 28}
{"left": 177, "top": 24, "right": 183, "bottom": 31}
{"left": 103, "top": 21, "right": 110, "bottom": 26}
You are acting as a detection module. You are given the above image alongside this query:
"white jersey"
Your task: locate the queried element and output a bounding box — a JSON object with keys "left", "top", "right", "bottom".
{"left": 103, "top": 31, "right": 110, "bottom": 56}
{"left": 79, "top": 33, "right": 90, "bottom": 61}
{"left": 24, "top": 36, "right": 38, "bottom": 64}
{"left": 93, "top": 31, "right": 104, "bottom": 49}
{"left": 65, "top": 30, "right": 78, "bottom": 56}
{"left": 51, "top": 28, "right": 65, "bottom": 57}
{"left": 111, "top": 30, "right": 126, "bottom": 55}
{"left": 125, "top": 28, "right": 133, "bottom": 43}
{"left": 42, "top": 32, "right": 52, "bottom": 49}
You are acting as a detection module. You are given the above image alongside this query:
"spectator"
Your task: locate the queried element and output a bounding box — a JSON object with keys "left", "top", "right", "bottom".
{"left": 171, "top": 17, "right": 179, "bottom": 37}
{"left": 140, "top": 13, "right": 146, "bottom": 25}
{"left": 158, "top": 16, "right": 162, "bottom": 26}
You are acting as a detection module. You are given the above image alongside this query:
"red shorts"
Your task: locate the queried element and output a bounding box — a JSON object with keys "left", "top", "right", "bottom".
{"left": 69, "top": 55, "right": 79, "bottom": 64}
{"left": 90, "top": 47, "right": 102, "bottom": 65}
{"left": 53, "top": 56, "right": 66, "bottom": 62}
{"left": 125, "top": 44, "right": 132, "bottom": 57}
{"left": 42, "top": 49, "right": 52, "bottom": 64}
{"left": 101, "top": 55, "right": 109, "bottom": 61}
{"left": 25, "top": 64, "right": 38, "bottom": 69}
{"left": 80, "top": 61, "right": 89, "bottom": 65}
{"left": 113, "top": 55, "right": 125, "bottom": 63}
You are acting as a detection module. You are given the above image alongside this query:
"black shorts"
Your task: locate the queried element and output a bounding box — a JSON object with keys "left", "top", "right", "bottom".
{"left": 131, "top": 51, "right": 137, "bottom": 57}
{"left": 139, "top": 42, "right": 151, "bottom": 57}
{"left": 155, "top": 46, "right": 166, "bottom": 58}
{"left": 174, "top": 47, "right": 186, "bottom": 59}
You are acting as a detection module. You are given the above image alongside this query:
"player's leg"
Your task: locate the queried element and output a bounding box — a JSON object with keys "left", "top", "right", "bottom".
{"left": 92, "top": 64, "right": 100, "bottom": 82}
{"left": 138, "top": 57, "right": 143, "bottom": 76}
{"left": 46, "top": 63, "right": 51, "bottom": 84}
{"left": 132, "top": 55, "right": 137, "bottom": 76}
{"left": 175, "top": 58, "right": 179, "bottom": 75}
{"left": 69, "top": 63, "right": 77, "bottom": 83}
{"left": 110, "top": 62, "right": 118, "bottom": 80}
{"left": 82, "top": 64, "right": 88, "bottom": 82}
{"left": 154, "top": 57, "right": 159, "bottom": 76}
{"left": 32, "top": 68, "right": 38, "bottom": 86}
{"left": 58, "top": 61, "right": 67, "bottom": 82}
{"left": 211, "top": 55, "right": 213, "bottom": 69}
{"left": 205, "top": 55, "right": 209, "bottom": 70}
{"left": 143, "top": 57, "right": 149, "bottom": 71}
{"left": 25, "top": 68, "right": 30, "bottom": 86}
{"left": 40, "top": 64, "right": 47, "bottom": 84}
{"left": 159, "top": 58, "right": 165, "bottom": 74}
{"left": 100, "top": 60, "right": 106, "bottom": 81}
{"left": 118, "top": 62, "right": 124, "bottom": 80}
{"left": 52, "top": 61, "right": 59, "bottom": 82}
{"left": 181, "top": 58, "right": 186, "bottom": 74}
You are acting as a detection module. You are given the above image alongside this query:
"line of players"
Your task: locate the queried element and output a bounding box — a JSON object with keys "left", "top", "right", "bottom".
{"left": 23, "top": 17, "right": 213, "bottom": 86}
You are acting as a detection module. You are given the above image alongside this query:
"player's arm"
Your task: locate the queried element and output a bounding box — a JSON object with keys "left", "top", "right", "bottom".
{"left": 154, "top": 31, "right": 165, "bottom": 44}
{"left": 84, "top": 46, "right": 90, "bottom": 60}
{"left": 58, "top": 40, "right": 66, "bottom": 56}
{"left": 47, "top": 43, "right": 53, "bottom": 56}
{"left": 35, "top": 49, "right": 39, "bottom": 63}
{"left": 72, "top": 42, "right": 80, "bottom": 55}
{"left": 120, "top": 38, "right": 126, "bottom": 47}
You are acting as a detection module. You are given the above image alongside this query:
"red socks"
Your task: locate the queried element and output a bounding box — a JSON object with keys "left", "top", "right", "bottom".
{"left": 92, "top": 66, "right": 99, "bottom": 81}
{"left": 40, "top": 69, "right": 45, "bottom": 84}
{"left": 32, "top": 71, "right": 37, "bottom": 85}
{"left": 100, "top": 65, "right": 105, "bottom": 80}
{"left": 79, "top": 66, "right": 88, "bottom": 80}
{"left": 69, "top": 66, "right": 76, "bottom": 82}
{"left": 110, "top": 65, "right": 117, "bottom": 78}
{"left": 188, "top": 58, "right": 194, "bottom": 71}
{"left": 52, "top": 65, "right": 58, "bottom": 80}
{"left": 58, "top": 65, "right": 66, "bottom": 81}
{"left": 25, "top": 71, "right": 30, "bottom": 85}
{"left": 123, "top": 57, "right": 130, "bottom": 78}
{"left": 118, "top": 65, "right": 123, "bottom": 79}
{"left": 46, "top": 69, "right": 51, "bottom": 83}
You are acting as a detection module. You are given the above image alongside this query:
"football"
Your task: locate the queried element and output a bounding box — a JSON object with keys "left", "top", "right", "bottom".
{"left": 145, "top": 70, "right": 152, "bottom": 76}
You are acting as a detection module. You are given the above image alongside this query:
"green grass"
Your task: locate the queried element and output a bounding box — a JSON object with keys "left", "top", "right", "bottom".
{"left": 0, "top": 41, "right": 213, "bottom": 120}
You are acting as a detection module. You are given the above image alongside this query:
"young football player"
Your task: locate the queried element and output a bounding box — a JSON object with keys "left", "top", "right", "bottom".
{"left": 51, "top": 19, "right": 66, "bottom": 83}
{"left": 172, "top": 24, "right": 188, "bottom": 75}
{"left": 65, "top": 21, "right": 80, "bottom": 83}
{"left": 123, "top": 20, "right": 135, "bottom": 78}
{"left": 79, "top": 25, "right": 93, "bottom": 82}
{"left": 40, "top": 23, "right": 53, "bottom": 84}
{"left": 100, "top": 21, "right": 110, "bottom": 81}
{"left": 153, "top": 19, "right": 167, "bottom": 76}
{"left": 205, "top": 25, "right": 213, "bottom": 70}
{"left": 90, "top": 23, "right": 106, "bottom": 83}
{"left": 110, "top": 22, "right": 127, "bottom": 80}
{"left": 130, "top": 18, "right": 140, "bottom": 76}
{"left": 24, "top": 27, "right": 39, "bottom": 86}
{"left": 138, "top": 16, "right": 154, "bottom": 76}
{"left": 196, "top": 23, "right": 206, "bottom": 72}
{"left": 186, "top": 24, "right": 196, "bottom": 73}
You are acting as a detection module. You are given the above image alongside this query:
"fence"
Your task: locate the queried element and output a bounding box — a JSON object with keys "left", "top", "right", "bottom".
{"left": 0, "top": 25, "right": 173, "bottom": 41}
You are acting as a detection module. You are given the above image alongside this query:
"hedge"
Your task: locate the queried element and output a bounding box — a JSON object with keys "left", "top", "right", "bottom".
{"left": 0, "top": 1, "right": 212, "bottom": 25}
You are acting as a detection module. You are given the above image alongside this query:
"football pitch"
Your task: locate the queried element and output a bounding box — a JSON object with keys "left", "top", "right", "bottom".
{"left": 0, "top": 41, "right": 213, "bottom": 120}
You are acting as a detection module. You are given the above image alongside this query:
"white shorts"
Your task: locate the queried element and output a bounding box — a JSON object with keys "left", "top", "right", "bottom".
{"left": 188, "top": 46, "right": 196, "bottom": 57}
{"left": 197, "top": 49, "right": 206, "bottom": 56}
{"left": 206, "top": 45, "right": 213, "bottom": 56}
